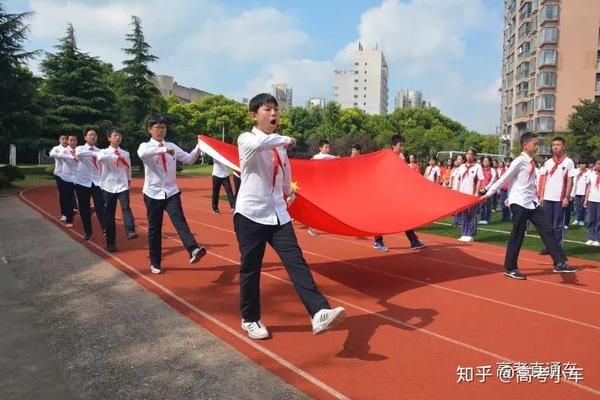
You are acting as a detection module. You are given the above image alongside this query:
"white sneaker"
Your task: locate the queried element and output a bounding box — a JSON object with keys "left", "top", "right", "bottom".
{"left": 150, "top": 265, "right": 163, "bottom": 274}
{"left": 189, "top": 246, "right": 206, "bottom": 264}
{"left": 579, "top": 221, "right": 586, "bottom": 226}
{"left": 592, "top": 241, "right": 600, "bottom": 247}
{"left": 59, "top": 215, "right": 67, "bottom": 223}
{"left": 571, "top": 220, "right": 579, "bottom": 226}
{"left": 307, "top": 228, "right": 319, "bottom": 236}
{"left": 458, "top": 236, "right": 467, "bottom": 242}
{"left": 585, "top": 240, "right": 594, "bottom": 245}
{"left": 311, "top": 307, "right": 346, "bottom": 335}
{"left": 241, "top": 320, "right": 269, "bottom": 339}
{"left": 478, "top": 220, "right": 488, "bottom": 225}
{"left": 564, "top": 225, "right": 569, "bottom": 230}
{"left": 464, "top": 236, "right": 474, "bottom": 242}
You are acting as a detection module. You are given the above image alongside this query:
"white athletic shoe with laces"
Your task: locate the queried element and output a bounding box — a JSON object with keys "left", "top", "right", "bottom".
{"left": 241, "top": 320, "right": 269, "bottom": 339}
{"left": 311, "top": 307, "right": 347, "bottom": 335}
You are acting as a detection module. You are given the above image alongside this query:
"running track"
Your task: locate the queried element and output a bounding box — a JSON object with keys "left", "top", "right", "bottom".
{"left": 20, "top": 177, "right": 600, "bottom": 399}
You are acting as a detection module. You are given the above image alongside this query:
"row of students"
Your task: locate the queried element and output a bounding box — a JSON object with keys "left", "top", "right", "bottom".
{"left": 50, "top": 129, "right": 136, "bottom": 251}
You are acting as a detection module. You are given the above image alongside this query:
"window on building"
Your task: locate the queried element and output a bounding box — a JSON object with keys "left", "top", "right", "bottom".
{"left": 364, "top": 79, "right": 367, "bottom": 82}
{"left": 364, "top": 63, "right": 367, "bottom": 65}
{"left": 535, "top": 116, "right": 555, "bottom": 132}
{"left": 539, "top": 4, "right": 559, "bottom": 24}
{"left": 596, "top": 73, "right": 600, "bottom": 92}
{"left": 353, "top": 102, "right": 358, "bottom": 106}
{"left": 364, "top": 71, "right": 367, "bottom": 74}
{"left": 597, "top": 51, "right": 600, "bottom": 69}
{"left": 364, "top": 102, "right": 367, "bottom": 106}
{"left": 354, "top": 79, "right": 358, "bottom": 83}
{"left": 537, "top": 71, "right": 556, "bottom": 88}
{"left": 354, "top": 87, "right": 359, "bottom": 90}
{"left": 364, "top": 95, "right": 366, "bottom": 98}
{"left": 354, "top": 95, "right": 358, "bottom": 98}
{"left": 539, "top": 27, "right": 558, "bottom": 45}
{"left": 538, "top": 49, "right": 557, "bottom": 67}
{"left": 354, "top": 62, "right": 359, "bottom": 66}
{"left": 527, "top": 99, "right": 534, "bottom": 114}
{"left": 536, "top": 94, "right": 555, "bottom": 110}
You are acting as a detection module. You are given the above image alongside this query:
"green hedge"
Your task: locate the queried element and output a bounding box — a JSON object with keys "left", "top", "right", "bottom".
{"left": 0, "top": 166, "right": 25, "bottom": 182}
{"left": 0, "top": 171, "right": 8, "bottom": 188}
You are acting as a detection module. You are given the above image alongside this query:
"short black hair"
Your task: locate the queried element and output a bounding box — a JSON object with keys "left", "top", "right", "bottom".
{"left": 577, "top": 160, "right": 587, "bottom": 165}
{"left": 249, "top": 93, "right": 278, "bottom": 113}
{"left": 109, "top": 127, "right": 123, "bottom": 136}
{"left": 520, "top": 132, "right": 537, "bottom": 147}
{"left": 352, "top": 144, "right": 362, "bottom": 152}
{"left": 552, "top": 136, "right": 566, "bottom": 144}
{"left": 318, "top": 139, "right": 330, "bottom": 148}
{"left": 391, "top": 134, "right": 405, "bottom": 146}
{"left": 67, "top": 134, "right": 77, "bottom": 139}
{"left": 58, "top": 133, "right": 67, "bottom": 139}
{"left": 147, "top": 113, "right": 168, "bottom": 129}
{"left": 429, "top": 156, "right": 437, "bottom": 161}
{"left": 506, "top": 157, "right": 513, "bottom": 162}
{"left": 465, "top": 147, "right": 477, "bottom": 156}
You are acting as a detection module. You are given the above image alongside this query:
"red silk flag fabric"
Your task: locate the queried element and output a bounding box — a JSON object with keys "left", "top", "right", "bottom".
{"left": 198, "top": 135, "right": 479, "bottom": 236}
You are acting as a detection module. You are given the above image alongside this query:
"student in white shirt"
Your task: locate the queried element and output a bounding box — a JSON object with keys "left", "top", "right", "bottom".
{"left": 584, "top": 159, "right": 600, "bottom": 246}
{"left": 49, "top": 134, "right": 69, "bottom": 221}
{"left": 571, "top": 160, "right": 590, "bottom": 226}
{"left": 307, "top": 139, "right": 337, "bottom": 236}
{"left": 538, "top": 136, "right": 575, "bottom": 253}
{"left": 137, "top": 114, "right": 206, "bottom": 274}
{"left": 478, "top": 156, "right": 497, "bottom": 225}
{"left": 481, "top": 133, "right": 577, "bottom": 280}
{"left": 234, "top": 93, "right": 346, "bottom": 340}
{"left": 97, "top": 128, "right": 137, "bottom": 252}
{"left": 451, "top": 154, "right": 464, "bottom": 227}
{"left": 424, "top": 157, "right": 441, "bottom": 184}
{"left": 53, "top": 134, "right": 79, "bottom": 228}
{"left": 75, "top": 129, "right": 106, "bottom": 241}
{"left": 457, "top": 148, "right": 484, "bottom": 242}
{"left": 211, "top": 159, "right": 235, "bottom": 214}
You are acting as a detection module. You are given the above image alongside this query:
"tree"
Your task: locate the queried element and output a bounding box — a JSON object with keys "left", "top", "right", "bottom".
{"left": 0, "top": 5, "right": 45, "bottom": 161}
{"left": 165, "top": 95, "right": 252, "bottom": 148}
{"left": 40, "top": 24, "right": 116, "bottom": 144}
{"left": 567, "top": 99, "right": 600, "bottom": 160}
{"left": 116, "top": 15, "right": 165, "bottom": 148}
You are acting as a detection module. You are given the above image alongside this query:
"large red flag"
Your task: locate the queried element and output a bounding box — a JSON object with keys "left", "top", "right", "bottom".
{"left": 198, "top": 135, "right": 479, "bottom": 236}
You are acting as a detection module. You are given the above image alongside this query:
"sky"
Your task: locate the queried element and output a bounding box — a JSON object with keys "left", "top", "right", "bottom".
{"left": 6, "top": 0, "right": 504, "bottom": 134}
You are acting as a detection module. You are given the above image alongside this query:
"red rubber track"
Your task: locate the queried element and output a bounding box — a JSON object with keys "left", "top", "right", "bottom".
{"left": 19, "top": 177, "right": 600, "bottom": 399}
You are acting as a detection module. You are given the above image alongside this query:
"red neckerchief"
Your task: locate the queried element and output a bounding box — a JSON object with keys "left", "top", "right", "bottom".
{"left": 89, "top": 146, "right": 98, "bottom": 170}
{"left": 462, "top": 163, "right": 474, "bottom": 179}
{"left": 158, "top": 142, "right": 167, "bottom": 173}
{"left": 114, "top": 148, "right": 130, "bottom": 171}
{"left": 528, "top": 159, "right": 536, "bottom": 180}
{"left": 272, "top": 148, "right": 285, "bottom": 192}
{"left": 596, "top": 172, "right": 600, "bottom": 188}
{"left": 548, "top": 155, "right": 566, "bottom": 177}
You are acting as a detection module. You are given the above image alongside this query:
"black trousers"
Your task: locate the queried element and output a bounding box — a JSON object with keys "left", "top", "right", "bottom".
{"left": 234, "top": 213, "right": 330, "bottom": 322}
{"left": 233, "top": 175, "right": 241, "bottom": 196}
{"left": 212, "top": 176, "right": 235, "bottom": 211}
{"left": 144, "top": 193, "right": 198, "bottom": 268}
{"left": 505, "top": 204, "right": 566, "bottom": 270}
{"left": 374, "top": 230, "right": 420, "bottom": 245}
{"left": 75, "top": 183, "right": 106, "bottom": 235}
{"left": 56, "top": 177, "right": 76, "bottom": 223}
{"left": 103, "top": 190, "right": 136, "bottom": 247}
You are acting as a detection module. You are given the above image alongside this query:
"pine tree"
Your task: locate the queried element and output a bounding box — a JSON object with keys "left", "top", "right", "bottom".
{"left": 40, "top": 24, "right": 117, "bottom": 139}
{"left": 116, "top": 15, "right": 164, "bottom": 149}
{"left": 0, "top": 4, "right": 45, "bottom": 159}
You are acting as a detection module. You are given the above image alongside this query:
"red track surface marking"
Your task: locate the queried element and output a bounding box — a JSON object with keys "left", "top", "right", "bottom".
{"left": 20, "top": 178, "right": 600, "bottom": 399}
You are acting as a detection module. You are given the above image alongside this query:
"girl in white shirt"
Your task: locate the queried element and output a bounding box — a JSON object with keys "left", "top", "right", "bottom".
{"left": 457, "top": 149, "right": 484, "bottom": 242}
{"left": 584, "top": 160, "right": 600, "bottom": 246}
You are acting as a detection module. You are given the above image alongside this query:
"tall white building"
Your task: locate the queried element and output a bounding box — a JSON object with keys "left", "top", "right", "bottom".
{"left": 333, "top": 44, "right": 389, "bottom": 115}
{"left": 271, "top": 83, "right": 293, "bottom": 111}
{"left": 394, "top": 90, "right": 430, "bottom": 109}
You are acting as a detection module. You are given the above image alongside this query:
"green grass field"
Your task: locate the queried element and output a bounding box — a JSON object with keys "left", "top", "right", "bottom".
{"left": 417, "top": 208, "right": 600, "bottom": 262}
